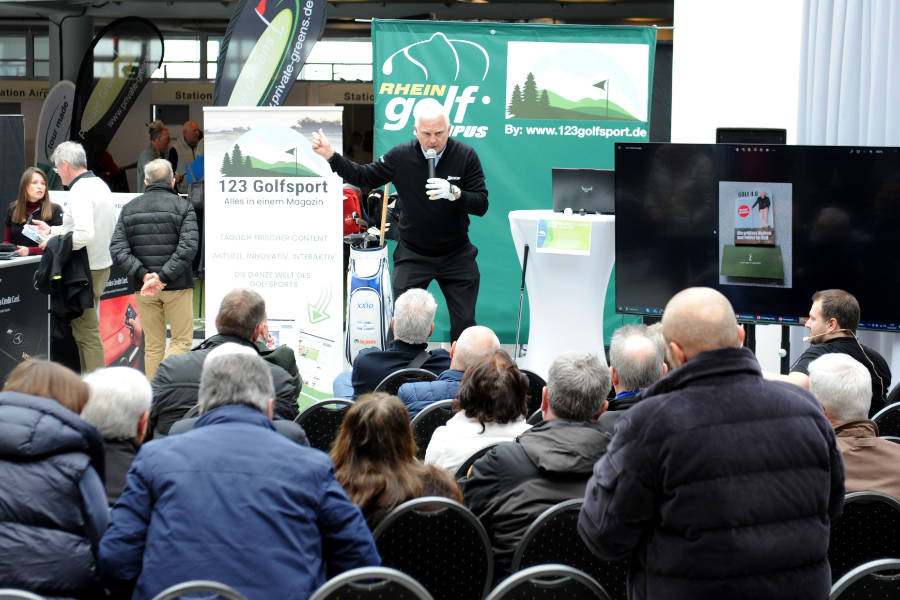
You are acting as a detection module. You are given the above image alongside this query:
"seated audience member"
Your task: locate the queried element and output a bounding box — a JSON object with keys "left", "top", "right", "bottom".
{"left": 398, "top": 325, "right": 500, "bottom": 418}
{"left": 597, "top": 324, "right": 666, "bottom": 436}
{"left": 166, "top": 344, "right": 309, "bottom": 446}
{"left": 766, "top": 289, "right": 891, "bottom": 416}
{"left": 335, "top": 288, "right": 450, "bottom": 399}
{"left": 82, "top": 366, "right": 152, "bottom": 504}
{"left": 99, "top": 351, "right": 380, "bottom": 599}
{"left": 147, "top": 288, "right": 300, "bottom": 439}
{"left": 425, "top": 350, "right": 531, "bottom": 473}
{"left": 0, "top": 360, "right": 108, "bottom": 598}
{"left": 464, "top": 352, "right": 612, "bottom": 577}
{"left": 579, "top": 287, "right": 844, "bottom": 600}
{"left": 331, "top": 392, "right": 461, "bottom": 528}
{"left": 809, "top": 353, "right": 900, "bottom": 499}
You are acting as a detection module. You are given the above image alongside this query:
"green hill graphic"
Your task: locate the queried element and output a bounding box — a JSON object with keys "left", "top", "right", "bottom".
{"left": 221, "top": 143, "right": 319, "bottom": 177}
{"left": 508, "top": 72, "right": 638, "bottom": 121}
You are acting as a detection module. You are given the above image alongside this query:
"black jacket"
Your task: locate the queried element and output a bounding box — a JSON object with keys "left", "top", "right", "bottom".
{"left": 34, "top": 231, "right": 93, "bottom": 337}
{"left": 578, "top": 347, "right": 845, "bottom": 600}
{"left": 351, "top": 339, "right": 450, "bottom": 397}
{"left": 0, "top": 391, "right": 107, "bottom": 598}
{"left": 464, "top": 419, "right": 610, "bottom": 577}
{"left": 147, "top": 334, "right": 300, "bottom": 440}
{"left": 103, "top": 438, "right": 140, "bottom": 505}
{"left": 110, "top": 182, "right": 198, "bottom": 292}
{"left": 328, "top": 138, "right": 488, "bottom": 255}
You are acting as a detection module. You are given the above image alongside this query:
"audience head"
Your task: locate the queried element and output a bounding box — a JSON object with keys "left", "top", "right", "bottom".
{"left": 332, "top": 392, "right": 417, "bottom": 467}
{"left": 82, "top": 367, "right": 152, "bottom": 442}
{"left": 609, "top": 324, "right": 666, "bottom": 393}
{"left": 661, "top": 287, "right": 744, "bottom": 367}
{"left": 545, "top": 352, "right": 610, "bottom": 421}
{"left": 450, "top": 325, "right": 501, "bottom": 371}
{"left": 3, "top": 359, "right": 89, "bottom": 415}
{"left": 456, "top": 349, "right": 528, "bottom": 431}
{"left": 183, "top": 120, "right": 202, "bottom": 145}
{"left": 391, "top": 288, "right": 437, "bottom": 344}
{"left": 646, "top": 322, "right": 676, "bottom": 372}
{"left": 808, "top": 353, "right": 871, "bottom": 424}
{"left": 148, "top": 120, "right": 170, "bottom": 151}
{"left": 809, "top": 289, "right": 860, "bottom": 337}
{"left": 143, "top": 158, "right": 174, "bottom": 186}
{"left": 215, "top": 288, "right": 267, "bottom": 341}
{"left": 199, "top": 345, "right": 274, "bottom": 416}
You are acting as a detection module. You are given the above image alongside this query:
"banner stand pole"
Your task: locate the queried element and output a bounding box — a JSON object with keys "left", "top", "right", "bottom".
{"left": 379, "top": 182, "right": 391, "bottom": 246}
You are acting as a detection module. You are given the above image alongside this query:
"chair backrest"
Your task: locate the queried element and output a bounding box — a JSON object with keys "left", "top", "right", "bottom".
{"left": 410, "top": 399, "right": 455, "bottom": 460}
{"left": 830, "top": 558, "right": 900, "bottom": 600}
{"left": 375, "top": 367, "right": 438, "bottom": 395}
{"left": 526, "top": 408, "right": 543, "bottom": 426}
{"left": 511, "top": 498, "right": 628, "bottom": 600}
{"left": 519, "top": 369, "right": 546, "bottom": 415}
{"left": 455, "top": 442, "right": 499, "bottom": 481}
{"left": 485, "top": 564, "right": 612, "bottom": 600}
{"left": 183, "top": 403, "right": 201, "bottom": 419}
{"left": 150, "top": 580, "right": 247, "bottom": 600}
{"left": 309, "top": 566, "right": 434, "bottom": 600}
{"left": 294, "top": 399, "right": 353, "bottom": 452}
{"left": 0, "top": 591, "right": 47, "bottom": 600}
{"left": 373, "top": 496, "right": 493, "bottom": 600}
{"left": 873, "top": 402, "right": 900, "bottom": 437}
{"left": 829, "top": 491, "right": 900, "bottom": 583}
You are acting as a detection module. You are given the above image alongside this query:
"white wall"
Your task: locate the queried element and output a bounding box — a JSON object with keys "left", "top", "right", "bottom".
{"left": 671, "top": 0, "right": 804, "bottom": 371}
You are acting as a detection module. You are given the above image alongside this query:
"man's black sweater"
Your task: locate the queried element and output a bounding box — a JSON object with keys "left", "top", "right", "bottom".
{"left": 328, "top": 137, "right": 488, "bottom": 255}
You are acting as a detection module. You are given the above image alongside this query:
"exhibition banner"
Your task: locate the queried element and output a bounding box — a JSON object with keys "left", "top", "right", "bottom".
{"left": 204, "top": 106, "right": 343, "bottom": 398}
{"left": 213, "top": 0, "right": 327, "bottom": 107}
{"left": 34, "top": 80, "right": 75, "bottom": 190}
{"left": 373, "top": 20, "right": 654, "bottom": 341}
{"left": 70, "top": 17, "right": 163, "bottom": 170}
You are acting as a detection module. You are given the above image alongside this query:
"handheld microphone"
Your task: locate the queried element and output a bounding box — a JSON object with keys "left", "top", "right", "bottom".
{"left": 802, "top": 328, "right": 851, "bottom": 342}
{"left": 425, "top": 148, "right": 436, "bottom": 179}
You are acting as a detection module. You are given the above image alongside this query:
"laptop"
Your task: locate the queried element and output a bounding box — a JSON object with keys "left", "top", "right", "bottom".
{"left": 552, "top": 168, "right": 615, "bottom": 214}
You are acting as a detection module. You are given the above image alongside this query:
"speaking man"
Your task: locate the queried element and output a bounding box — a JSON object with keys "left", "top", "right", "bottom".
{"left": 312, "top": 98, "right": 488, "bottom": 341}
{"left": 766, "top": 289, "right": 891, "bottom": 417}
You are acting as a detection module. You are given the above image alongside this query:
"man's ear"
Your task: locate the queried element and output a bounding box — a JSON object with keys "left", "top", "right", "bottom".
{"left": 390, "top": 317, "right": 395, "bottom": 333}
{"left": 736, "top": 324, "right": 746, "bottom": 346}
{"left": 449, "top": 341, "right": 457, "bottom": 358}
{"left": 609, "top": 365, "right": 619, "bottom": 388}
{"left": 266, "top": 398, "right": 274, "bottom": 420}
{"left": 662, "top": 363, "right": 669, "bottom": 376}
{"left": 540, "top": 386, "right": 549, "bottom": 415}
{"left": 251, "top": 322, "right": 266, "bottom": 343}
{"left": 429, "top": 322, "right": 435, "bottom": 338}
{"left": 669, "top": 341, "right": 687, "bottom": 368}
{"left": 136, "top": 410, "right": 149, "bottom": 443}
{"left": 595, "top": 399, "right": 609, "bottom": 420}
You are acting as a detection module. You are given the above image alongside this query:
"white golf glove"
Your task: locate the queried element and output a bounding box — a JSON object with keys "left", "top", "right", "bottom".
{"left": 426, "top": 178, "right": 459, "bottom": 201}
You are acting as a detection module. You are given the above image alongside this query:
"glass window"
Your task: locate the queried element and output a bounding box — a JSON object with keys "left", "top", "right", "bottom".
{"left": 0, "top": 34, "right": 25, "bottom": 60}
{"left": 333, "top": 64, "right": 372, "bottom": 82}
{"left": 34, "top": 35, "right": 49, "bottom": 61}
{"left": 299, "top": 64, "right": 333, "bottom": 80}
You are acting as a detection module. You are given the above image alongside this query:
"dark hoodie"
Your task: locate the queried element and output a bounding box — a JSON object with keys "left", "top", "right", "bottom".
{"left": 463, "top": 419, "right": 611, "bottom": 578}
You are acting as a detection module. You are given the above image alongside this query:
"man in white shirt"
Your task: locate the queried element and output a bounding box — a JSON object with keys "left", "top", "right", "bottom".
{"left": 36, "top": 141, "right": 116, "bottom": 373}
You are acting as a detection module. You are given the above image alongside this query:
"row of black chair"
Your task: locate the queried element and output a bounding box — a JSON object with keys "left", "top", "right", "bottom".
{"left": 873, "top": 400, "right": 900, "bottom": 437}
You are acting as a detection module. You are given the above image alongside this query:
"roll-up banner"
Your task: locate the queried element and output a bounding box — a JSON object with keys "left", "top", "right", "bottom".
{"left": 70, "top": 17, "right": 163, "bottom": 170}
{"left": 204, "top": 106, "right": 344, "bottom": 400}
{"left": 34, "top": 80, "right": 75, "bottom": 190}
{"left": 213, "top": 0, "right": 327, "bottom": 106}
{"left": 372, "top": 21, "right": 655, "bottom": 342}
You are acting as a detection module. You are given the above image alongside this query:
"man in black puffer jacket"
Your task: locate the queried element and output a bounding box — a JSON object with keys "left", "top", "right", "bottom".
{"left": 110, "top": 158, "right": 198, "bottom": 380}
{"left": 578, "top": 287, "right": 845, "bottom": 600}
{"left": 146, "top": 288, "right": 300, "bottom": 440}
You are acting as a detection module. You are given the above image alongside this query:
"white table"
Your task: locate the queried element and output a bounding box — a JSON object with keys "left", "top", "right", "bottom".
{"left": 508, "top": 210, "right": 615, "bottom": 379}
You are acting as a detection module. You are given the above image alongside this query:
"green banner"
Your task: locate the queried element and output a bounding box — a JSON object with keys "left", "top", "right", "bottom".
{"left": 373, "top": 20, "right": 655, "bottom": 342}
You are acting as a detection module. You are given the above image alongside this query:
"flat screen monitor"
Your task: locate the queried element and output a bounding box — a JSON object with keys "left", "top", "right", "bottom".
{"left": 615, "top": 143, "right": 900, "bottom": 331}
{"left": 552, "top": 168, "right": 615, "bottom": 214}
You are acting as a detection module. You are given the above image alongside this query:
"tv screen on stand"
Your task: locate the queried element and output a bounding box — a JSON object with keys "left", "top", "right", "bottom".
{"left": 615, "top": 142, "right": 900, "bottom": 331}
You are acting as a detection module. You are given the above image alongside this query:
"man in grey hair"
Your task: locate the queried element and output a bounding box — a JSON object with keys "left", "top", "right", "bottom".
{"left": 82, "top": 366, "right": 152, "bottom": 504}
{"left": 34, "top": 140, "right": 116, "bottom": 373}
{"left": 464, "top": 351, "right": 612, "bottom": 578}
{"left": 598, "top": 324, "right": 667, "bottom": 436}
{"left": 99, "top": 351, "right": 380, "bottom": 599}
{"left": 809, "top": 352, "right": 900, "bottom": 499}
{"left": 110, "top": 157, "right": 198, "bottom": 380}
{"left": 333, "top": 288, "right": 450, "bottom": 398}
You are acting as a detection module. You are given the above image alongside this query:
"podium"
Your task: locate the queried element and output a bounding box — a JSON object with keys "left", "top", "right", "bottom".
{"left": 508, "top": 210, "right": 615, "bottom": 379}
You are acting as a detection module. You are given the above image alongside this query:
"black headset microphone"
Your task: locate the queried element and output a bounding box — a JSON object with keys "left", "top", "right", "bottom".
{"left": 802, "top": 328, "right": 852, "bottom": 343}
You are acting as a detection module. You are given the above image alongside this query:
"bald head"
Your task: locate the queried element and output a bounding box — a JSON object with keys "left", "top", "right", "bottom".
{"left": 450, "top": 325, "right": 501, "bottom": 371}
{"left": 183, "top": 120, "right": 201, "bottom": 145}
{"left": 662, "top": 287, "right": 744, "bottom": 366}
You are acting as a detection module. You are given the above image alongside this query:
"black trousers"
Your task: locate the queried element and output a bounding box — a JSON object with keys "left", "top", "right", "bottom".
{"left": 392, "top": 240, "right": 480, "bottom": 342}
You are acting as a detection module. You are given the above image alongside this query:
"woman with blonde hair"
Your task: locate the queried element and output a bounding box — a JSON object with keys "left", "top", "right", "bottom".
{"left": 3, "top": 166, "right": 63, "bottom": 256}
{"left": 331, "top": 392, "right": 461, "bottom": 528}
{"left": 0, "top": 359, "right": 108, "bottom": 597}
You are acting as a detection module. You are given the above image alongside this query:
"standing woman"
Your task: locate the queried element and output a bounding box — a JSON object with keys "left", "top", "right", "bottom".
{"left": 3, "top": 166, "right": 63, "bottom": 256}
